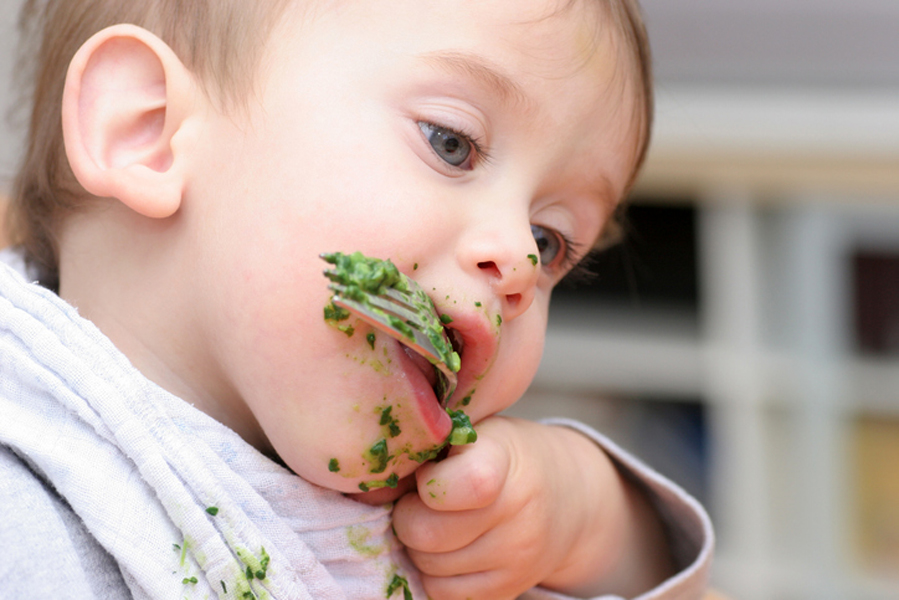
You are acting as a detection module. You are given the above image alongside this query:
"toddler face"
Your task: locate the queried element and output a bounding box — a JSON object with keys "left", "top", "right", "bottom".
{"left": 181, "top": 0, "right": 640, "bottom": 492}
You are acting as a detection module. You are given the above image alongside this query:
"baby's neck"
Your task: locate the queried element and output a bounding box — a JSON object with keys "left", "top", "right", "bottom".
{"left": 57, "top": 203, "right": 268, "bottom": 450}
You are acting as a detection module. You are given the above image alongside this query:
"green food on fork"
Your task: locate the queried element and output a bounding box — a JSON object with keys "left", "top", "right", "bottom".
{"left": 322, "top": 251, "right": 478, "bottom": 459}
{"left": 321, "top": 251, "right": 461, "bottom": 402}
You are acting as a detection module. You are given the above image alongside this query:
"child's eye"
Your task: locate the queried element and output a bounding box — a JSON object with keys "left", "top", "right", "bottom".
{"left": 531, "top": 224, "right": 568, "bottom": 268}
{"left": 418, "top": 122, "right": 475, "bottom": 170}
{"left": 531, "top": 224, "right": 585, "bottom": 277}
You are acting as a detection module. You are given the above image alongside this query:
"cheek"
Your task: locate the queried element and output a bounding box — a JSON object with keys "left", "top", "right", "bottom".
{"left": 466, "top": 308, "right": 547, "bottom": 421}
{"left": 261, "top": 381, "right": 438, "bottom": 493}
{"left": 250, "top": 367, "right": 397, "bottom": 486}
{"left": 500, "top": 335, "right": 545, "bottom": 409}
{"left": 233, "top": 319, "right": 444, "bottom": 490}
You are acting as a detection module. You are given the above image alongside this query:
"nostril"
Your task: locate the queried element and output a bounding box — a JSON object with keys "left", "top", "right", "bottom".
{"left": 477, "top": 261, "right": 501, "bottom": 279}
{"left": 505, "top": 293, "right": 521, "bottom": 308}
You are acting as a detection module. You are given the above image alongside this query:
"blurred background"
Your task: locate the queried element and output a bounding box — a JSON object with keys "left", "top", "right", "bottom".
{"left": 2, "top": 1, "right": 899, "bottom": 599}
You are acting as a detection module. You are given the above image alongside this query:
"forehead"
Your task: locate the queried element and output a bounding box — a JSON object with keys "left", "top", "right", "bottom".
{"left": 275, "top": 0, "right": 636, "bottom": 98}
{"left": 269, "top": 0, "right": 642, "bottom": 195}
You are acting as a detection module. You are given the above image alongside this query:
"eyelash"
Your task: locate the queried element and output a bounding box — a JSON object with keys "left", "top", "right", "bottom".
{"left": 553, "top": 231, "right": 586, "bottom": 274}
{"left": 560, "top": 248, "right": 599, "bottom": 285}
{"left": 419, "top": 120, "right": 493, "bottom": 171}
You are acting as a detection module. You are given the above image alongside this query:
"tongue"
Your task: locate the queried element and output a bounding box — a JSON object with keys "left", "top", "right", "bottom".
{"left": 402, "top": 344, "right": 438, "bottom": 389}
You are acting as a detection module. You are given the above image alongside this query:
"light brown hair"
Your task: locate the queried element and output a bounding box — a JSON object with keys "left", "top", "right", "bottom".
{"left": 595, "top": 0, "right": 654, "bottom": 251}
{"left": 608, "top": 0, "right": 654, "bottom": 188}
{"left": 6, "top": 0, "right": 652, "bottom": 287}
{"left": 8, "top": 0, "right": 294, "bottom": 287}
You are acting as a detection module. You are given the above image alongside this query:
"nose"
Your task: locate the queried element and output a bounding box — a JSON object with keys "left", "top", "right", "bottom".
{"left": 458, "top": 219, "right": 539, "bottom": 322}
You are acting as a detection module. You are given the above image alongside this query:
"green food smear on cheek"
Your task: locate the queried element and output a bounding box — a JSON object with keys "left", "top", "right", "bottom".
{"left": 364, "top": 438, "right": 390, "bottom": 473}
{"left": 379, "top": 405, "right": 402, "bottom": 437}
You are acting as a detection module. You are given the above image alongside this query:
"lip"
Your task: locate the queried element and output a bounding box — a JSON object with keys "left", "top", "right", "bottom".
{"left": 439, "top": 308, "right": 499, "bottom": 408}
{"left": 390, "top": 305, "right": 499, "bottom": 443}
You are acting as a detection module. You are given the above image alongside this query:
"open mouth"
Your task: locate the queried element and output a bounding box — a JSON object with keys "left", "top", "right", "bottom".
{"left": 447, "top": 327, "right": 464, "bottom": 357}
{"left": 401, "top": 344, "right": 438, "bottom": 389}
{"left": 400, "top": 322, "right": 464, "bottom": 399}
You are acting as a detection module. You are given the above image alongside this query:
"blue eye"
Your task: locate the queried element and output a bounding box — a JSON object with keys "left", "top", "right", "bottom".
{"left": 531, "top": 224, "right": 564, "bottom": 266}
{"left": 418, "top": 122, "right": 472, "bottom": 168}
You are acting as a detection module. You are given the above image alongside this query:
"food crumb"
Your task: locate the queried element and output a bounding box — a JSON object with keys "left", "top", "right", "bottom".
{"left": 447, "top": 409, "right": 477, "bottom": 445}
{"left": 386, "top": 573, "right": 413, "bottom": 600}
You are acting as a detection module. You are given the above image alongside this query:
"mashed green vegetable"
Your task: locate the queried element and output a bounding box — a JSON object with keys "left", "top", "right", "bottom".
{"left": 408, "top": 407, "right": 478, "bottom": 463}
{"left": 386, "top": 573, "right": 413, "bottom": 600}
{"left": 447, "top": 409, "right": 477, "bottom": 445}
{"left": 322, "top": 251, "right": 407, "bottom": 297}
{"left": 379, "top": 405, "right": 402, "bottom": 437}
{"left": 365, "top": 438, "right": 390, "bottom": 474}
{"left": 358, "top": 473, "right": 399, "bottom": 492}
{"left": 322, "top": 251, "right": 460, "bottom": 373}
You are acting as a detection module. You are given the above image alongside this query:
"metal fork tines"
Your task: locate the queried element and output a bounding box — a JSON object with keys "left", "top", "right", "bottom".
{"left": 327, "top": 281, "right": 458, "bottom": 405}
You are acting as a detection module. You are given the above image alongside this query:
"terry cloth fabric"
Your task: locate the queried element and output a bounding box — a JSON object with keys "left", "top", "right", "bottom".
{"left": 0, "top": 257, "right": 424, "bottom": 600}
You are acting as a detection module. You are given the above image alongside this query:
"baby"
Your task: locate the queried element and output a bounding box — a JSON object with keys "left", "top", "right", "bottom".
{"left": 0, "top": 0, "right": 712, "bottom": 599}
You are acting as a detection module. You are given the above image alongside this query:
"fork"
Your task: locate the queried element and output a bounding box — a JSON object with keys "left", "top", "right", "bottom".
{"left": 321, "top": 252, "right": 459, "bottom": 405}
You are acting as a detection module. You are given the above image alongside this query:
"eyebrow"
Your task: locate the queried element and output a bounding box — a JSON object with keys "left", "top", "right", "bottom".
{"left": 418, "top": 51, "right": 533, "bottom": 111}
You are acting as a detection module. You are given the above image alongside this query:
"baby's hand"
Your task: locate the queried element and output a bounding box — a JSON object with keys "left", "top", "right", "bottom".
{"left": 392, "top": 416, "right": 674, "bottom": 600}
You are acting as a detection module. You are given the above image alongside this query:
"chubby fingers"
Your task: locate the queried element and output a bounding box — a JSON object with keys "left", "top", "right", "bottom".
{"left": 393, "top": 491, "right": 497, "bottom": 554}
{"left": 404, "top": 519, "right": 548, "bottom": 600}
{"left": 390, "top": 418, "right": 575, "bottom": 600}
{"left": 416, "top": 428, "right": 511, "bottom": 511}
{"left": 401, "top": 514, "right": 543, "bottom": 576}
{"left": 420, "top": 571, "right": 521, "bottom": 600}
{"left": 392, "top": 431, "right": 511, "bottom": 553}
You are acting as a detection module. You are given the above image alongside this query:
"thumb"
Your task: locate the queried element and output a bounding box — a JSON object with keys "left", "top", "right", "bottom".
{"left": 415, "top": 431, "right": 510, "bottom": 511}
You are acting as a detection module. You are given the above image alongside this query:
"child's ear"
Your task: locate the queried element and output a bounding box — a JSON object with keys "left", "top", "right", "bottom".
{"left": 62, "top": 24, "right": 200, "bottom": 219}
